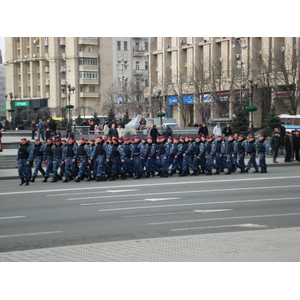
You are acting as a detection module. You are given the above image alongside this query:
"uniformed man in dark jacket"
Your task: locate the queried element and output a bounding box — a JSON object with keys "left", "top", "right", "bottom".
{"left": 16, "top": 138, "right": 33, "bottom": 185}
{"left": 30, "top": 138, "right": 46, "bottom": 182}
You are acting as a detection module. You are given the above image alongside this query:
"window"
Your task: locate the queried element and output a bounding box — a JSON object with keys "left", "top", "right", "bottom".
{"left": 135, "top": 61, "right": 140, "bottom": 70}
{"left": 145, "top": 61, "right": 148, "bottom": 70}
{"left": 89, "top": 86, "right": 96, "bottom": 92}
{"left": 145, "top": 42, "right": 148, "bottom": 52}
{"left": 79, "top": 71, "right": 99, "bottom": 79}
{"left": 88, "top": 47, "right": 94, "bottom": 52}
{"left": 79, "top": 58, "right": 98, "bottom": 66}
{"left": 124, "top": 41, "right": 128, "bottom": 51}
{"left": 135, "top": 42, "right": 139, "bottom": 50}
{"left": 117, "top": 41, "right": 121, "bottom": 51}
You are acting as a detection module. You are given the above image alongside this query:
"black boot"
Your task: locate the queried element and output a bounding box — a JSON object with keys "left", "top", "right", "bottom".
{"left": 25, "top": 180, "right": 29, "bottom": 186}
{"left": 244, "top": 169, "right": 249, "bottom": 173}
{"left": 74, "top": 177, "right": 81, "bottom": 182}
{"left": 86, "top": 176, "right": 92, "bottom": 182}
{"left": 50, "top": 177, "right": 57, "bottom": 182}
{"left": 162, "top": 171, "right": 169, "bottom": 178}
{"left": 19, "top": 178, "right": 25, "bottom": 185}
{"left": 239, "top": 167, "right": 245, "bottom": 174}
{"left": 95, "top": 176, "right": 101, "bottom": 182}
{"left": 30, "top": 176, "right": 36, "bottom": 182}
{"left": 225, "top": 169, "right": 231, "bottom": 175}
{"left": 214, "top": 169, "right": 220, "bottom": 175}
{"left": 253, "top": 169, "right": 259, "bottom": 173}
{"left": 206, "top": 170, "right": 212, "bottom": 175}
{"left": 42, "top": 176, "right": 48, "bottom": 182}
{"left": 108, "top": 175, "right": 116, "bottom": 181}
{"left": 62, "top": 177, "right": 69, "bottom": 183}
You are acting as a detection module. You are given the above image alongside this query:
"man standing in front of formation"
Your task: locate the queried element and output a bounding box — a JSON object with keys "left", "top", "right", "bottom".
{"left": 16, "top": 138, "right": 33, "bottom": 186}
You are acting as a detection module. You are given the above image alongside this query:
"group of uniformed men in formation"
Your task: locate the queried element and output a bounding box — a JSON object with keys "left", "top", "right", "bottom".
{"left": 16, "top": 133, "right": 270, "bottom": 185}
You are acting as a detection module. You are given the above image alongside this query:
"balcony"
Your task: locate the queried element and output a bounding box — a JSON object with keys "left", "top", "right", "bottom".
{"left": 78, "top": 38, "right": 98, "bottom": 45}
{"left": 80, "top": 92, "right": 99, "bottom": 98}
{"left": 78, "top": 52, "right": 99, "bottom": 58}
{"left": 79, "top": 65, "right": 98, "bottom": 72}
{"left": 133, "top": 50, "right": 145, "bottom": 57}
{"left": 79, "top": 79, "right": 99, "bottom": 85}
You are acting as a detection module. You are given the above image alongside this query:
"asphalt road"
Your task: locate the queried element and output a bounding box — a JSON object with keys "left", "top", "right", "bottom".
{"left": 0, "top": 165, "right": 299, "bottom": 253}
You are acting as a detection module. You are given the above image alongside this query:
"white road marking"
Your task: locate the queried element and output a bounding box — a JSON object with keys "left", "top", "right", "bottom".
{"left": 70, "top": 184, "right": 300, "bottom": 201}
{"left": 123, "top": 209, "right": 231, "bottom": 218}
{"left": 171, "top": 224, "right": 268, "bottom": 232}
{"left": 0, "top": 175, "right": 295, "bottom": 197}
{"left": 96, "top": 196, "right": 300, "bottom": 212}
{"left": 194, "top": 209, "right": 232, "bottom": 213}
{"left": 145, "top": 198, "right": 180, "bottom": 201}
{"left": 0, "top": 231, "right": 63, "bottom": 239}
{"left": 123, "top": 211, "right": 196, "bottom": 218}
{"left": 106, "top": 189, "right": 139, "bottom": 193}
{"left": 0, "top": 216, "right": 26, "bottom": 220}
{"left": 149, "top": 213, "right": 300, "bottom": 225}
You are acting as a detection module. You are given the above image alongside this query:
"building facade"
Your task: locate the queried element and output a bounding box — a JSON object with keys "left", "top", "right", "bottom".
{"left": 4, "top": 37, "right": 149, "bottom": 122}
{"left": 145, "top": 37, "right": 300, "bottom": 127}
{"left": 4, "top": 37, "right": 113, "bottom": 120}
{"left": 112, "top": 37, "right": 149, "bottom": 117}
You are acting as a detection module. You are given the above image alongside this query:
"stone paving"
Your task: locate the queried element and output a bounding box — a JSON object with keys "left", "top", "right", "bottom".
{"left": 0, "top": 227, "right": 299, "bottom": 262}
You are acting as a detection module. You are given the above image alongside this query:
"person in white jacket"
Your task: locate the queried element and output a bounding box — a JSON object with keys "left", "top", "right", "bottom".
{"left": 117, "top": 124, "right": 124, "bottom": 138}
{"left": 213, "top": 123, "right": 222, "bottom": 137}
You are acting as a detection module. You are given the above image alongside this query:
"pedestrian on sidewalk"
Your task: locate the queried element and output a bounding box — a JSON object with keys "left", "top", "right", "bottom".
{"left": 270, "top": 131, "right": 280, "bottom": 163}
{"left": 284, "top": 132, "right": 292, "bottom": 162}
{"left": 0, "top": 130, "right": 2, "bottom": 152}
{"left": 31, "top": 121, "right": 37, "bottom": 140}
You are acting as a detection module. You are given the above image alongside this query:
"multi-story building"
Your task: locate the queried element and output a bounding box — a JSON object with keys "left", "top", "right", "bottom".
{"left": 4, "top": 37, "right": 113, "bottom": 120}
{"left": 145, "top": 37, "right": 300, "bottom": 127}
{"left": 4, "top": 37, "right": 149, "bottom": 122}
{"left": 112, "top": 37, "right": 149, "bottom": 117}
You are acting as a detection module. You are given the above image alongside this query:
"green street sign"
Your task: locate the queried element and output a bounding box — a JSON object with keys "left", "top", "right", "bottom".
{"left": 14, "top": 101, "right": 29, "bottom": 107}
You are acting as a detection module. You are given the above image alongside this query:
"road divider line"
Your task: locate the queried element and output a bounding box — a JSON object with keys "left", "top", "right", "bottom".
{"left": 0, "top": 216, "right": 26, "bottom": 220}
{"left": 149, "top": 213, "right": 300, "bottom": 225}
{"left": 96, "top": 196, "right": 300, "bottom": 212}
{"left": 194, "top": 209, "right": 232, "bottom": 213}
{"left": 123, "top": 209, "right": 232, "bottom": 218}
{"left": 74, "top": 185, "right": 300, "bottom": 202}
{"left": 0, "top": 175, "right": 298, "bottom": 196}
{"left": 106, "top": 189, "right": 139, "bottom": 193}
{"left": 145, "top": 198, "right": 180, "bottom": 201}
{"left": 81, "top": 197, "right": 180, "bottom": 206}
{"left": 170, "top": 224, "right": 268, "bottom": 231}
{"left": 0, "top": 231, "right": 63, "bottom": 239}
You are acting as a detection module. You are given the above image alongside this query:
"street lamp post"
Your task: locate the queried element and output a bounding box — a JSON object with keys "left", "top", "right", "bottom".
{"left": 243, "top": 79, "right": 259, "bottom": 135}
{"left": 156, "top": 89, "right": 166, "bottom": 128}
{"left": 232, "top": 38, "right": 247, "bottom": 104}
{"left": 116, "top": 59, "right": 128, "bottom": 115}
{"left": 5, "top": 92, "right": 17, "bottom": 130}
{"left": 62, "top": 83, "right": 76, "bottom": 120}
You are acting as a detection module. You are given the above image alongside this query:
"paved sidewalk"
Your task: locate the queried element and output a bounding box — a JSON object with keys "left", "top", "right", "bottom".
{"left": 0, "top": 227, "right": 299, "bottom": 262}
